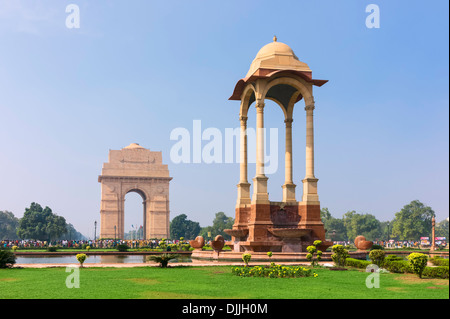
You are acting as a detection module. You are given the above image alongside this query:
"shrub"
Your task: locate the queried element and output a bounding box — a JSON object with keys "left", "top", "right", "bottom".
{"left": 0, "top": 250, "right": 16, "bottom": 268}
{"left": 408, "top": 253, "right": 428, "bottom": 278}
{"left": 116, "top": 244, "right": 128, "bottom": 252}
{"left": 422, "top": 266, "right": 449, "bottom": 279}
{"left": 306, "top": 240, "right": 322, "bottom": 266}
{"left": 385, "top": 255, "right": 404, "bottom": 262}
{"left": 76, "top": 253, "right": 87, "bottom": 267}
{"left": 232, "top": 264, "right": 317, "bottom": 278}
{"left": 181, "top": 244, "right": 191, "bottom": 251}
{"left": 242, "top": 253, "right": 252, "bottom": 266}
{"left": 345, "top": 258, "right": 371, "bottom": 269}
{"left": 331, "top": 244, "right": 349, "bottom": 267}
{"left": 370, "top": 244, "right": 384, "bottom": 250}
{"left": 383, "top": 260, "right": 412, "bottom": 273}
{"left": 267, "top": 251, "right": 273, "bottom": 259}
{"left": 147, "top": 253, "right": 179, "bottom": 268}
{"left": 12, "top": 246, "right": 18, "bottom": 252}
{"left": 47, "top": 246, "right": 58, "bottom": 252}
{"left": 429, "top": 257, "right": 449, "bottom": 267}
{"left": 86, "top": 246, "right": 91, "bottom": 251}
{"left": 369, "top": 249, "right": 385, "bottom": 267}
{"left": 158, "top": 240, "right": 167, "bottom": 250}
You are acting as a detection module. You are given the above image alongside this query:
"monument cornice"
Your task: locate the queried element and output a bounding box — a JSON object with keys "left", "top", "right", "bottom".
{"left": 98, "top": 175, "right": 173, "bottom": 183}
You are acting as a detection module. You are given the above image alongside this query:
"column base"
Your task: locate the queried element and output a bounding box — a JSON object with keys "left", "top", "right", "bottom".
{"left": 302, "top": 177, "right": 319, "bottom": 202}
{"left": 251, "top": 176, "right": 269, "bottom": 204}
{"left": 282, "top": 183, "right": 296, "bottom": 202}
{"left": 236, "top": 182, "right": 251, "bottom": 206}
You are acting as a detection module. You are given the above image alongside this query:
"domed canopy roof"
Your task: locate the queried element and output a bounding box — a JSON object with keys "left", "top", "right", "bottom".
{"left": 123, "top": 143, "right": 145, "bottom": 149}
{"left": 229, "top": 37, "right": 327, "bottom": 101}
{"left": 245, "top": 36, "right": 312, "bottom": 78}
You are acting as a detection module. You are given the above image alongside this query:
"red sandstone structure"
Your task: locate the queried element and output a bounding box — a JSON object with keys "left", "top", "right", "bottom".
{"left": 354, "top": 235, "right": 373, "bottom": 251}
{"left": 224, "top": 37, "right": 332, "bottom": 253}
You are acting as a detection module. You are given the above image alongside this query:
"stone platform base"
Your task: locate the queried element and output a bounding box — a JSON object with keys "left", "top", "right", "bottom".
{"left": 191, "top": 250, "right": 367, "bottom": 262}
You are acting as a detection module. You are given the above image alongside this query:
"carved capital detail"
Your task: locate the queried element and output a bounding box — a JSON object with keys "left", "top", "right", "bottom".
{"left": 304, "top": 96, "right": 315, "bottom": 111}
{"left": 239, "top": 116, "right": 248, "bottom": 124}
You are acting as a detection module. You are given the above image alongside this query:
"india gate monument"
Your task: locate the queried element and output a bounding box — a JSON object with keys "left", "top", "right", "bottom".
{"left": 98, "top": 143, "right": 172, "bottom": 239}
{"left": 224, "top": 36, "right": 333, "bottom": 253}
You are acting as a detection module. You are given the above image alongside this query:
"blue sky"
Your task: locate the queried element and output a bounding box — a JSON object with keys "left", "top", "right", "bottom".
{"left": 0, "top": 0, "right": 448, "bottom": 238}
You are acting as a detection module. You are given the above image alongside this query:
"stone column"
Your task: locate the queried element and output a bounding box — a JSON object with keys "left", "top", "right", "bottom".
{"left": 431, "top": 216, "right": 436, "bottom": 251}
{"left": 239, "top": 116, "right": 248, "bottom": 183}
{"left": 282, "top": 118, "right": 296, "bottom": 202}
{"left": 302, "top": 100, "right": 319, "bottom": 202}
{"left": 236, "top": 116, "right": 250, "bottom": 206}
{"left": 252, "top": 101, "right": 269, "bottom": 203}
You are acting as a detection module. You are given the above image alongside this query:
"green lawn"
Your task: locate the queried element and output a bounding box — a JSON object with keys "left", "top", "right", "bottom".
{"left": 0, "top": 266, "right": 448, "bottom": 299}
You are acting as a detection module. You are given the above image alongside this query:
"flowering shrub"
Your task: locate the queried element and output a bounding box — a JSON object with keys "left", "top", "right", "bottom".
{"left": 12, "top": 246, "right": 18, "bottom": 252}
{"left": 232, "top": 264, "right": 318, "bottom": 278}
{"left": 86, "top": 246, "right": 91, "bottom": 251}
{"left": 76, "top": 253, "right": 87, "bottom": 267}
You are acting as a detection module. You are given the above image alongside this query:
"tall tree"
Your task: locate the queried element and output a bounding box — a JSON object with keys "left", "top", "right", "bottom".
{"left": 435, "top": 219, "right": 449, "bottom": 239}
{"left": 16, "top": 203, "right": 67, "bottom": 241}
{"left": 390, "top": 200, "right": 435, "bottom": 241}
{"left": 0, "top": 211, "right": 19, "bottom": 240}
{"left": 320, "top": 208, "right": 347, "bottom": 241}
{"left": 211, "top": 212, "right": 234, "bottom": 240}
{"left": 169, "top": 214, "right": 201, "bottom": 240}
{"left": 343, "top": 211, "right": 381, "bottom": 242}
{"left": 58, "top": 223, "right": 86, "bottom": 240}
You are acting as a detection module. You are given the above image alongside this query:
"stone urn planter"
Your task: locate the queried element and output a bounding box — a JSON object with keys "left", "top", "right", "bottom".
{"left": 354, "top": 235, "right": 373, "bottom": 251}
{"left": 210, "top": 235, "right": 225, "bottom": 252}
{"left": 189, "top": 236, "right": 205, "bottom": 250}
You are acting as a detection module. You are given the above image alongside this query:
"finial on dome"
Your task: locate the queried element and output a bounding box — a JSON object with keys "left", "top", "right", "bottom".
{"left": 273, "top": 35, "right": 277, "bottom": 42}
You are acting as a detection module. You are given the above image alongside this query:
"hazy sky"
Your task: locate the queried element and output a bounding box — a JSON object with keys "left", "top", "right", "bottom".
{"left": 0, "top": 0, "right": 448, "bottom": 238}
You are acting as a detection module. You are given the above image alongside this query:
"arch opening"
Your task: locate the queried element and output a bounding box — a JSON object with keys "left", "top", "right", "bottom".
{"left": 124, "top": 190, "right": 146, "bottom": 240}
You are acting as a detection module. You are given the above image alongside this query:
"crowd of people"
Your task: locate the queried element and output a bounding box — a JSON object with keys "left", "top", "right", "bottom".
{"left": 1, "top": 238, "right": 184, "bottom": 250}
{"left": 333, "top": 240, "right": 447, "bottom": 249}
{"left": 2, "top": 238, "right": 447, "bottom": 250}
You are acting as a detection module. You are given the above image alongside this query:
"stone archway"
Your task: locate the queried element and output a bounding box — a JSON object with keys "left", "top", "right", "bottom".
{"left": 98, "top": 143, "right": 172, "bottom": 239}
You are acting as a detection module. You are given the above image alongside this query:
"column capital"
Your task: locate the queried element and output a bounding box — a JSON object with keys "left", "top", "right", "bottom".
{"left": 239, "top": 116, "right": 248, "bottom": 123}
{"left": 255, "top": 101, "right": 265, "bottom": 110}
{"left": 304, "top": 96, "right": 315, "bottom": 111}
{"left": 284, "top": 118, "right": 293, "bottom": 126}
{"left": 304, "top": 104, "right": 315, "bottom": 111}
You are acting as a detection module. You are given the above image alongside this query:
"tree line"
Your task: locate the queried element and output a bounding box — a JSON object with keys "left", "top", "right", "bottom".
{"left": 321, "top": 200, "right": 448, "bottom": 242}
{"left": 170, "top": 212, "right": 234, "bottom": 241}
{"left": 2, "top": 200, "right": 448, "bottom": 242}
{"left": 0, "top": 202, "right": 85, "bottom": 241}
{"left": 170, "top": 200, "right": 448, "bottom": 242}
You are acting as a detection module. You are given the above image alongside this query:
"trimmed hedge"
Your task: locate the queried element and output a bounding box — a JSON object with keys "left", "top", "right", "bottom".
{"left": 384, "top": 260, "right": 412, "bottom": 273}
{"left": 344, "top": 257, "right": 449, "bottom": 279}
{"left": 385, "top": 255, "right": 405, "bottom": 262}
{"left": 422, "top": 266, "right": 449, "bottom": 279}
{"left": 430, "top": 257, "right": 449, "bottom": 267}
{"left": 345, "top": 258, "right": 371, "bottom": 269}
